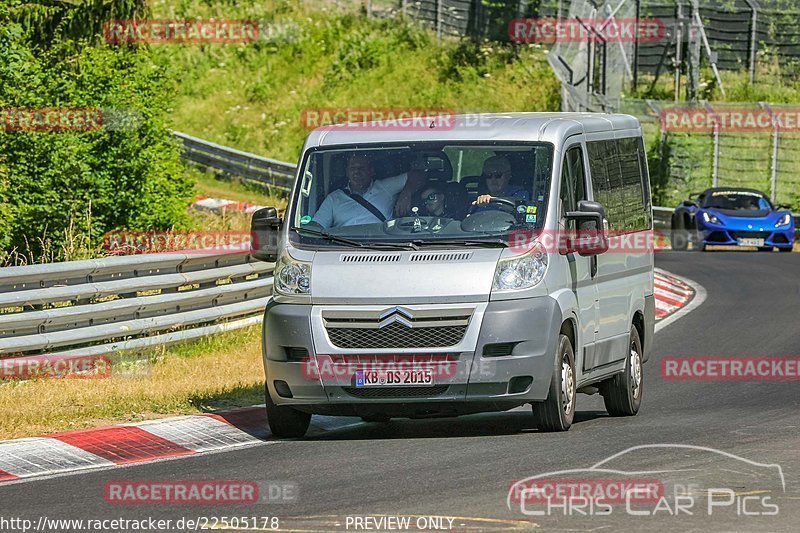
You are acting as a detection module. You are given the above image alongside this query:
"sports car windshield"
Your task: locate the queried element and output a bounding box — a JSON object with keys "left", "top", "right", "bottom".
{"left": 288, "top": 142, "right": 553, "bottom": 248}
{"left": 703, "top": 190, "right": 772, "bottom": 211}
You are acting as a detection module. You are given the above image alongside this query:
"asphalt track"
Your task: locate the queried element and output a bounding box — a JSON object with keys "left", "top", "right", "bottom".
{"left": 3, "top": 251, "right": 800, "bottom": 532}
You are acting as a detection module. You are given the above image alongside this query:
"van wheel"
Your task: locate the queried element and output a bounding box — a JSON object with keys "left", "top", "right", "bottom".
{"left": 265, "top": 383, "right": 311, "bottom": 438}
{"left": 533, "top": 334, "right": 576, "bottom": 432}
{"left": 601, "top": 326, "right": 643, "bottom": 417}
{"left": 671, "top": 217, "right": 688, "bottom": 251}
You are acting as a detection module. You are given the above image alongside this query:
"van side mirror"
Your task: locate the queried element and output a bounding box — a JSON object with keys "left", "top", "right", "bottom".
{"left": 251, "top": 207, "right": 281, "bottom": 262}
{"left": 681, "top": 200, "right": 697, "bottom": 207}
{"left": 564, "top": 200, "right": 609, "bottom": 256}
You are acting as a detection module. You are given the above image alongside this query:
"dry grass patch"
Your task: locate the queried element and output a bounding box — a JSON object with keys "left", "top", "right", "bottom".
{"left": 0, "top": 325, "right": 265, "bottom": 440}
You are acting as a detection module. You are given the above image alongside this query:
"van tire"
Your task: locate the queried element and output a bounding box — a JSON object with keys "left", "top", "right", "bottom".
{"left": 601, "top": 326, "right": 643, "bottom": 417}
{"left": 533, "top": 334, "right": 576, "bottom": 432}
{"left": 265, "top": 383, "right": 311, "bottom": 438}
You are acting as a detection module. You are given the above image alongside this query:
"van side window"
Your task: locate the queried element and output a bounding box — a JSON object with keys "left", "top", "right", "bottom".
{"left": 559, "top": 146, "right": 586, "bottom": 229}
{"left": 587, "top": 140, "right": 620, "bottom": 227}
{"left": 587, "top": 137, "right": 651, "bottom": 233}
{"left": 618, "top": 137, "right": 646, "bottom": 231}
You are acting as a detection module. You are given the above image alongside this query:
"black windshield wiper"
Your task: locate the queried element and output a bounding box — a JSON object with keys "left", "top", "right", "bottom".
{"left": 409, "top": 238, "right": 508, "bottom": 248}
{"left": 291, "top": 227, "right": 419, "bottom": 250}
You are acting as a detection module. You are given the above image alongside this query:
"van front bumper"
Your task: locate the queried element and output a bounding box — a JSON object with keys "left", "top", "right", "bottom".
{"left": 262, "top": 298, "right": 562, "bottom": 416}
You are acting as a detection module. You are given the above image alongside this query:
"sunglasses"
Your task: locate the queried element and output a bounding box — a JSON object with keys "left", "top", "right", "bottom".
{"left": 483, "top": 171, "right": 507, "bottom": 180}
{"left": 424, "top": 192, "right": 443, "bottom": 202}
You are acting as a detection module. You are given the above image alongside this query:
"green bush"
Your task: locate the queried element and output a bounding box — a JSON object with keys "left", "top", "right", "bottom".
{"left": 0, "top": 13, "right": 192, "bottom": 262}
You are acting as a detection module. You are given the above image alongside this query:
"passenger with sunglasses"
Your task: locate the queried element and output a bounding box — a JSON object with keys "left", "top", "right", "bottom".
{"left": 419, "top": 185, "right": 448, "bottom": 217}
{"left": 472, "top": 155, "right": 530, "bottom": 211}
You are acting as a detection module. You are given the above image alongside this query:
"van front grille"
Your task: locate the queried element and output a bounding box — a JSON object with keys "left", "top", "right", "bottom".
{"left": 326, "top": 322, "right": 467, "bottom": 349}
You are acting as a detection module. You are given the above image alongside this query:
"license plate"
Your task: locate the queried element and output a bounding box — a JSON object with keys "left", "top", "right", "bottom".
{"left": 738, "top": 238, "right": 765, "bottom": 247}
{"left": 355, "top": 369, "right": 434, "bottom": 387}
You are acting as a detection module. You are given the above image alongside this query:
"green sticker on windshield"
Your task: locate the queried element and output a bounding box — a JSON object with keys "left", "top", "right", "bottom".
{"left": 300, "top": 215, "right": 312, "bottom": 225}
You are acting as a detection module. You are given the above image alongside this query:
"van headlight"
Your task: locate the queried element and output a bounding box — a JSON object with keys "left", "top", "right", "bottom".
{"left": 275, "top": 253, "right": 311, "bottom": 295}
{"left": 775, "top": 213, "right": 792, "bottom": 227}
{"left": 492, "top": 246, "right": 547, "bottom": 291}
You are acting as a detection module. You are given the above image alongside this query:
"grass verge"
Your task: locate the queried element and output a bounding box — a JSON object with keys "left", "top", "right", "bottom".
{"left": 0, "top": 325, "right": 264, "bottom": 440}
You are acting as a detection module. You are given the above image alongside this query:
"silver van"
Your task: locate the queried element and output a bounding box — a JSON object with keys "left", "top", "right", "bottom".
{"left": 251, "top": 113, "right": 654, "bottom": 437}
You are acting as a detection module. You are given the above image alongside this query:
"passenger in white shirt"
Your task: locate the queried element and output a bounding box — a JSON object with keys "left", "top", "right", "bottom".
{"left": 313, "top": 154, "right": 424, "bottom": 228}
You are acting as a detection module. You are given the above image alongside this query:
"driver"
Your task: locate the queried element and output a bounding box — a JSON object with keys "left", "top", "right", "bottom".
{"left": 472, "top": 155, "right": 530, "bottom": 211}
{"left": 312, "top": 153, "right": 425, "bottom": 228}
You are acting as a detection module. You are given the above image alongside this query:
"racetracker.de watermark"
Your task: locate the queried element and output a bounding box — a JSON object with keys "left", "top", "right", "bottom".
{"left": 0, "top": 355, "right": 111, "bottom": 380}
{"left": 509, "top": 478, "right": 664, "bottom": 504}
{"left": 105, "top": 19, "right": 266, "bottom": 44}
{"left": 509, "top": 17, "right": 665, "bottom": 43}
{"left": 508, "top": 228, "right": 657, "bottom": 254}
{"left": 661, "top": 356, "right": 800, "bottom": 381}
{"left": 660, "top": 106, "right": 800, "bottom": 133}
{"left": 301, "top": 108, "right": 461, "bottom": 131}
{"left": 102, "top": 230, "right": 254, "bottom": 255}
{"left": 1, "top": 107, "right": 142, "bottom": 132}
{"left": 104, "top": 480, "right": 297, "bottom": 505}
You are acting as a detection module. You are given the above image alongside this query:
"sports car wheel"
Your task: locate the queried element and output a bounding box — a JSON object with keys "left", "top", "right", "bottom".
{"left": 671, "top": 216, "right": 688, "bottom": 251}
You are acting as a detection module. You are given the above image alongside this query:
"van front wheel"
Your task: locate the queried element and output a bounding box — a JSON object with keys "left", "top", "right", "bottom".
{"left": 533, "top": 334, "right": 576, "bottom": 432}
{"left": 265, "top": 383, "right": 311, "bottom": 438}
{"left": 600, "top": 326, "right": 643, "bottom": 416}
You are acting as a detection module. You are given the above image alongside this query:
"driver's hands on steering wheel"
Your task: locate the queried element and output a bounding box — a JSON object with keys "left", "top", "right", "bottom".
{"left": 473, "top": 194, "right": 493, "bottom": 205}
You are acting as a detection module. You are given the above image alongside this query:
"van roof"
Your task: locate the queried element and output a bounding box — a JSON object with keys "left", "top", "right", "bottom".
{"left": 306, "top": 112, "right": 641, "bottom": 148}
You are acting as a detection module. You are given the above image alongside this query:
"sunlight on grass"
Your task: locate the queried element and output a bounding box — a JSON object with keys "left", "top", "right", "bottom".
{"left": 0, "top": 325, "right": 265, "bottom": 439}
{"left": 153, "top": 0, "right": 560, "bottom": 162}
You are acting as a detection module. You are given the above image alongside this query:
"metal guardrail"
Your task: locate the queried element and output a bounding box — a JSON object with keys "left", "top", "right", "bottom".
{"left": 0, "top": 251, "right": 273, "bottom": 361}
{"left": 173, "top": 131, "right": 297, "bottom": 192}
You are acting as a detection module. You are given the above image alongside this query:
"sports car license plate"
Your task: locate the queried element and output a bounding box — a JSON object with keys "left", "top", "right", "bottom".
{"left": 355, "top": 369, "right": 434, "bottom": 387}
{"left": 738, "top": 238, "right": 765, "bottom": 247}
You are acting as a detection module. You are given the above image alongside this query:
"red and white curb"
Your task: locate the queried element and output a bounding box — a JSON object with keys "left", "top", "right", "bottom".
{"left": 0, "top": 408, "right": 354, "bottom": 485}
{"left": 654, "top": 268, "right": 706, "bottom": 332}
{"left": 191, "top": 196, "right": 267, "bottom": 214}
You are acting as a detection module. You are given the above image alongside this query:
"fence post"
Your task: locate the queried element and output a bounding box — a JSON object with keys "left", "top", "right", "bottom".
{"left": 436, "top": 0, "right": 442, "bottom": 40}
{"left": 712, "top": 123, "right": 720, "bottom": 187}
{"left": 771, "top": 125, "right": 779, "bottom": 202}
{"left": 632, "top": 0, "right": 641, "bottom": 93}
{"left": 745, "top": 0, "right": 758, "bottom": 85}
{"left": 674, "top": 2, "right": 683, "bottom": 102}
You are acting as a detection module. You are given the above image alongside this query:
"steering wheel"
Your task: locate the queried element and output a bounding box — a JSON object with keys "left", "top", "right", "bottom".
{"left": 467, "top": 196, "right": 518, "bottom": 215}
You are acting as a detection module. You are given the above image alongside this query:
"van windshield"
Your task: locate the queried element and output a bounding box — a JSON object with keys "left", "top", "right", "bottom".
{"left": 288, "top": 142, "right": 553, "bottom": 248}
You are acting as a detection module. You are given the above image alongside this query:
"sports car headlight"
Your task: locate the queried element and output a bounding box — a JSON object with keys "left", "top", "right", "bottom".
{"left": 275, "top": 253, "right": 311, "bottom": 295}
{"left": 775, "top": 213, "right": 792, "bottom": 227}
{"left": 702, "top": 212, "right": 720, "bottom": 225}
{"left": 493, "top": 245, "right": 547, "bottom": 291}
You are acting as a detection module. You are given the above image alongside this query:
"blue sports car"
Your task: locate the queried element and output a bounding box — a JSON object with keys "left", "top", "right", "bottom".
{"left": 671, "top": 187, "right": 795, "bottom": 252}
